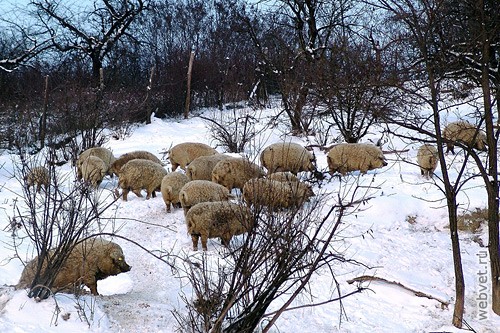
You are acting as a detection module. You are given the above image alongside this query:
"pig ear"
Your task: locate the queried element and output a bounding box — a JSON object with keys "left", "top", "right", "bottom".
{"left": 187, "top": 165, "right": 194, "bottom": 177}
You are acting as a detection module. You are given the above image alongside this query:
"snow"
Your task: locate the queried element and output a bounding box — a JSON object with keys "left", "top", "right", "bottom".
{"left": 0, "top": 102, "right": 499, "bottom": 333}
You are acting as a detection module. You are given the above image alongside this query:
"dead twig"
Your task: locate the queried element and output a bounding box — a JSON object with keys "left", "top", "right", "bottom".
{"left": 347, "top": 275, "right": 449, "bottom": 309}
{"left": 305, "top": 144, "right": 409, "bottom": 155}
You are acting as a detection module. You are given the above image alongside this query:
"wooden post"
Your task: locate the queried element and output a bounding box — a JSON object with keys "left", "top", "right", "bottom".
{"left": 184, "top": 50, "right": 195, "bottom": 119}
{"left": 145, "top": 65, "right": 156, "bottom": 124}
{"left": 40, "top": 75, "right": 49, "bottom": 148}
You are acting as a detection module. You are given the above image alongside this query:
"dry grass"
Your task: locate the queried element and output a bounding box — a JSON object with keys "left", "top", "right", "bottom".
{"left": 457, "top": 207, "right": 488, "bottom": 233}
{"left": 405, "top": 215, "right": 418, "bottom": 225}
{"left": 406, "top": 208, "right": 489, "bottom": 234}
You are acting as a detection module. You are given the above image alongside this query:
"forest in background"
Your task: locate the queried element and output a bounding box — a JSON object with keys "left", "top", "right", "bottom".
{"left": 1, "top": 1, "right": 499, "bottom": 330}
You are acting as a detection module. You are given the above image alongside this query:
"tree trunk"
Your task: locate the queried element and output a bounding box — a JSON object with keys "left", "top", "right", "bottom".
{"left": 145, "top": 65, "right": 156, "bottom": 124}
{"left": 429, "top": 71, "right": 465, "bottom": 327}
{"left": 450, "top": 206, "right": 465, "bottom": 327}
{"left": 487, "top": 181, "right": 500, "bottom": 315}
{"left": 281, "top": 92, "right": 299, "bottom": 132}
{"left": 39, "top": 75, "right": 49, "bottom": 148}
{"left": 292, "top": 85, "right": 308, "bottom": 134}
{"left": 480, "top": 39, "right": 500, "bottom": 317}
{"left": 184, "top": 50, "right": 195, "bottom": 119}
{"left": 91, "top": 57, "right": 103, "bottom": 89}
{"left": 281, "top": 84, "right": 308, "bottom": 135}
{"left": 477, "top": 0, "right": 500, "bottom": 314}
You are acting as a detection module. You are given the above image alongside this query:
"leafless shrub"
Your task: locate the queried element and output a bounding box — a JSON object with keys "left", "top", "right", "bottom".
{"left": 50, "top": 85, "right": 108, "bottom": 146}
{"left": 173, "top": 183, "right": 373, "bottom": 333}
{"left": 11, "top": 147, "right": 117, "bottom": 300}
{"left": 172, "top": 258, "right": 227, "bottom": 333}
{"left": 72, "top": 286, "right": 98, "bottom": 327}
{"left": 310, "top": 114, "right": 342, "bottom": 147}
{"left": 109, "top": 121, "right": 136, "bottom": 141}
{"left": 0, "top": 103, "right": 43, "bottom": 153}
{"left": 200, "top": 107, "right": 267, "bottom": 153}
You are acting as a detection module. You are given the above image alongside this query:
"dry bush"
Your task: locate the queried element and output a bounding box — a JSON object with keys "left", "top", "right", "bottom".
{"left": 405, "top": 214, "right": 418, "bottom": 225}
{"left": 173, "top": 186, "right": 372, "bottom": 333}
{"left": 200, "top": 107, "right": 267, "bottom": 153}
{"left": 457, "top": 208, "right": 488, "bottom": 232}
{"left": 11, "top": 148, "right": 117, "bottom": 300}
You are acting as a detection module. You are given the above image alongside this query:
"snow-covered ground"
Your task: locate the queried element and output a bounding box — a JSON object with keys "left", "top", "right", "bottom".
{"left": 0, "top": 101, "right": 499, "bottom": 333}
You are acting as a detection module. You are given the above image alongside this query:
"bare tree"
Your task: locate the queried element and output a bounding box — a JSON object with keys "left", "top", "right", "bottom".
{"left": 0, "top": 17, "right": 51, "bottom": 151}
{"left": 31, "top": 0, "right": 146, "bottom": 87}
{"left": 26, "top": 0, "right": 146, "bottom": 150}
{"left": 0, "top": 4, "right": 52, "bottom": 72}
{"left": 316, "top": 39, "right": 399, "bottom": 143}
{"left": 476, "top": 4, "right": 500, "bottom": 316}
{"left": 241, "top": 0, "right": 355, "bottom": 135}
{"left": 439, "top": 0, "right": 500, "bottom": 315}
{"left": 136, "top": 0, "right": 256, "bottom": 116}
{"left": 371, "top": 0, "right": 468, "bottom": 327}
{"left": 0, "top": 31, "right": 50, "bottom": 72}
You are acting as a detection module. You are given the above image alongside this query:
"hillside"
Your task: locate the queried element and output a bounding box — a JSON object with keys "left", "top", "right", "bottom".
{"left": 0, "top": 103, "right": 499, "bottom": 333}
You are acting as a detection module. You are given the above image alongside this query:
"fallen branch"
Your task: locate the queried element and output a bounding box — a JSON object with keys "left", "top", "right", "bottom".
{"left": 346, "top": 275, "right": 449, "bottom": 309}
{"left": 305, "top": 144, "right": 334, "bottom": 152}
{"left": 305, "top": 144, "right": 409, "bottom": 155}
{"left": 382, "top": 149, "right": 410, "bottom": 154}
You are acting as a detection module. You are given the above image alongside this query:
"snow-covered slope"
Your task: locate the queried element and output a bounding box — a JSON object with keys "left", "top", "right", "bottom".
{"left": 0, "top": 104, "right": 498, "bottom": 333}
